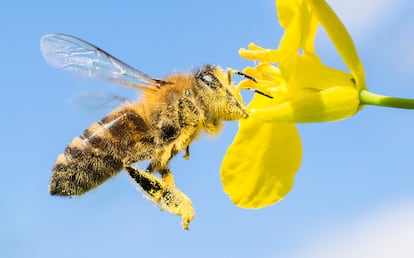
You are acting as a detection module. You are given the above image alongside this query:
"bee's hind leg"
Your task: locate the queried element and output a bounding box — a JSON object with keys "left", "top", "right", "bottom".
{"left": 160, "top": 168, "right": 175, "bottom": 186}
{"left": 145, "top": 162, "right": 175, "bottom": 186}
{"left": 125, "top": 166, "right": 194, "bottom": 230}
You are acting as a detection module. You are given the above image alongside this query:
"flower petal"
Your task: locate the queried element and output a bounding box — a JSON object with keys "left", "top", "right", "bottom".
{"left": 250, "top": 86, "right": 360, "bottom": 123}
{"left": 239, "top": 43, "right": 279, "bottom": 63}
{"left": 305, "top": 0, "right": 366, "bottom": 90}
{"left": 276, "top": 0, "right": 318, "bottom": 53}
{"left": 220, "top": 117, "right": 302, "bottom": 208}
{"left": 245, "top": 53, "right": 359, "bottom": 123}
{"left": 275, "top": 0, "right": 319, "bottom": 80}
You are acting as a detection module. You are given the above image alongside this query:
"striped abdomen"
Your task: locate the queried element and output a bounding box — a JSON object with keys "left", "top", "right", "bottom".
{"left": 49, "top": 106, "right": 152, "bottom": 196}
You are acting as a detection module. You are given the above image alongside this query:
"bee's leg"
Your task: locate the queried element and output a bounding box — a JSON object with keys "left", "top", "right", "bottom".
{"left": 183, "top": 145, "right": 190, "bottom": 160}
{"left": 146, "top": 162, "right": 175, "bottom": 186}
{"left": 123, "top": 149, "right": 154, "bottom": 167}
{"left": 125, "top": 166, "right": 194, "bottom": 230}
{"left": 160, "top": 168, "right": 175, "bottom": 185}
{"left": 177, "top": 96, "right": 200, "bottom": 160}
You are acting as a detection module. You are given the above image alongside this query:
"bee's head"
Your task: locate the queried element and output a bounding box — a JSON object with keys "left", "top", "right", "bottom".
{"left": 194, "top": 65, "right": 248, "bottom": 121}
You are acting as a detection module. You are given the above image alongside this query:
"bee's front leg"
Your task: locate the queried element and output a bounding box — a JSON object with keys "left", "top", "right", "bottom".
{"left": 125, "top": 166, "right": 194, "bottom": 230}
{"left": 183, "top": 145, "right": 190, "bottom": 160}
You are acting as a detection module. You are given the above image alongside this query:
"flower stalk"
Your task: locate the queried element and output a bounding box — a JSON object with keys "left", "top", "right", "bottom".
{"left": 360, "top": 90, "right": 414, "bottom": 109}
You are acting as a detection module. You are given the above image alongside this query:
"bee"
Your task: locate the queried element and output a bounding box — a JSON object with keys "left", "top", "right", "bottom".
{"left": 40, "top": 33, "right": 259, "bottom": 229}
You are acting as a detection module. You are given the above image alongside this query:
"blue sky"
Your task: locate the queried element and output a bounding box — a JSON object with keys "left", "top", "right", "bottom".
{"left": 2, "top": 0, "right": 414, "bottom": 257}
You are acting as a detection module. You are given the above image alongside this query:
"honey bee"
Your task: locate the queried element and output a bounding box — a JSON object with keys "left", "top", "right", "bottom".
{"left": 40, "top": 33, "right": 259, "bottom": 229}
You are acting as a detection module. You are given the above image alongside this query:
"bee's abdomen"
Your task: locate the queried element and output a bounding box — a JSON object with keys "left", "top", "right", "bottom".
{"left": 50, "top": 108, "right": 150, "bottom": 196}
{"left": 50, "top": 142, "right": 124, "bottom": 196}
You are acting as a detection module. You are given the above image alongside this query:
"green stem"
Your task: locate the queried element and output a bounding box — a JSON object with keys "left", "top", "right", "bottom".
{"left": 359, "top": 90, "right": 414, "bottom": 109}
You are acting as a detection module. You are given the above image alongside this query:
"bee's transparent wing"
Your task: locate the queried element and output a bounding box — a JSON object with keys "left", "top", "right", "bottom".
{"left": 40, "top": 33, "right": 163, "bottom": 89}
{"left": 69, "top": 92, "right": 133, "bottom": 119}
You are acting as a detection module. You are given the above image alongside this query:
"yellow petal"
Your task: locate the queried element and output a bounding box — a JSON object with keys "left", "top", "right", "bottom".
{"left": 305, "top": 0, "right": 366, "bottom": 90}
{"left": 276, "top": 0, "right": 300, "bottom": 31}
{"left": 276, "top": 0, "right": 318, "bottom": 53}
{"left": 248, "top": 54, "right": 360, "bottom": 123}
{"left": 250, "top": 86, "right": 359, "bottom": 123}
{"left": 220, "top": 117, "right": 302, "bottom": 208}
{"left": 275, "top": 0, "right": 319, "bottom": 80}
{"left": 239, "top": 43, "right": 279, "bottom": 63}
{"left": 276, "top": 0, "right": 302, "bottom": 79}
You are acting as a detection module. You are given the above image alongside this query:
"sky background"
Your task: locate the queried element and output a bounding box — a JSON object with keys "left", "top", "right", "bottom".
{"left": 1, "top": 0, "right": 414, "bottom": 257}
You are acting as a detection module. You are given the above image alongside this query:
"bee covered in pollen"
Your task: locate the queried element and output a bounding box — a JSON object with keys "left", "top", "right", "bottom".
{"left": 40, "top": 33, "right": 260, "bottom": 229}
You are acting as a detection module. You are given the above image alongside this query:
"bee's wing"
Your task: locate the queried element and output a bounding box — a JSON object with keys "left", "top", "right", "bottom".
{"left": 69, "top": 92, "right": 133, "bottom": 119}
{"left": 40, "top": 33, "right": 166, "bottom": 90}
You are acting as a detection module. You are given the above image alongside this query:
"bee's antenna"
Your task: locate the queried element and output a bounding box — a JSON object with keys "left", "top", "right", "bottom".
{"left": 233, "top": 70, "right": 257, "bottom": 83}
{"left": 249, "top": 89, "right": 273, "bottom": 98}
{"left": 227, "top": 68, "right": 273, "bottom": 99}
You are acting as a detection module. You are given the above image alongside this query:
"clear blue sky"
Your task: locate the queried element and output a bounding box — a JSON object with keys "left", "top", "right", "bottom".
{"left": 2, "top": 1, "right": 414, "bottom": 257}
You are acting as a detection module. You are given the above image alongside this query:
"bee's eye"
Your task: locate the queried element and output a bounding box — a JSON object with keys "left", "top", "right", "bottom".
{"left": 197, "top": 72, "right": 221, "bottom": 89}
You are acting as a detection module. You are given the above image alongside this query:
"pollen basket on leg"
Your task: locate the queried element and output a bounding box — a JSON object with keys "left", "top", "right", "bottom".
{"left": 126, "top": 166, "right": 194, "bottom": 230}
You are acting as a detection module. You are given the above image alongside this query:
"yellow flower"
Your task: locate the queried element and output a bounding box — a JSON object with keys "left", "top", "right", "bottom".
{"left": 221, "top": 0, "right": 366, "bottom": 208}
